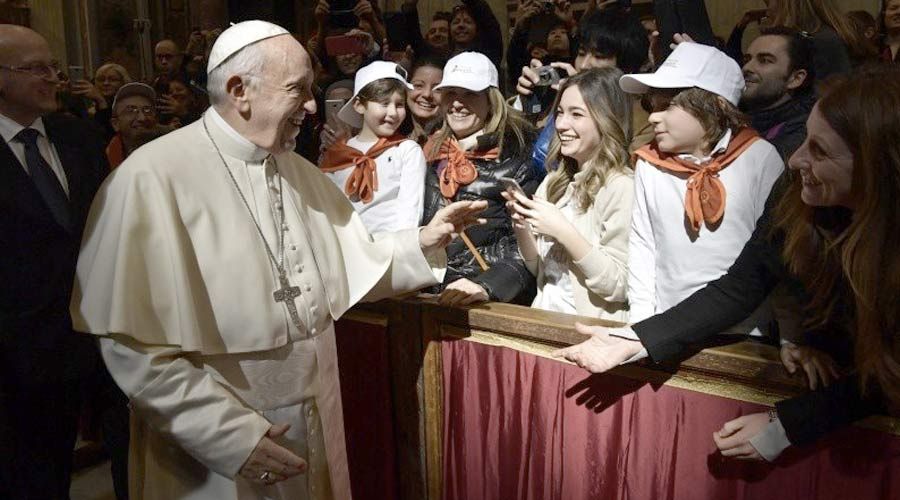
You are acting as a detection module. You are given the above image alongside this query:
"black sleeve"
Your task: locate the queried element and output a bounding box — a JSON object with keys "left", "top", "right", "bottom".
{"left": 506, "top": 25, "right": 531, "bottom": 91}
{"left": 463, "top": 0, "right": 504, "bottom": 62}
{"left": 776, "top": 374, "right": 885, "bottom": 446}
{"left": 724, "top": 24, "right": 746, "bottom": 66}
{"left": 401, "top": 2, "right": 428, "bottom": 57}
{"left": 469, "top": 154, "right": 539, "bottom": 303}
{"left": 632, "top": 176, "right": 799, "bottom": 362}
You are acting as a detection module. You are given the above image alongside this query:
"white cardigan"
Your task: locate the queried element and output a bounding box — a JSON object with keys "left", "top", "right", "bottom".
{"left": 526, "top": 170, "right": 634, "bottom": 323}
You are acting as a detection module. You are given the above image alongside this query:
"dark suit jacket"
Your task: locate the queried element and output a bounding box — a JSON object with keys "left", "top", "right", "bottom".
{"left": 0, "top": 114, "right": 108, "bottom": 349}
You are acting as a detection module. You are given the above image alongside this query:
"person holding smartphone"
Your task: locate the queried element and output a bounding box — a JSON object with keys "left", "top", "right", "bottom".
{"left": 505, "top": 68, "right": 633, "bottom": 320}
{"left": 421, "top": 52, "right": 540, "bottom": 306}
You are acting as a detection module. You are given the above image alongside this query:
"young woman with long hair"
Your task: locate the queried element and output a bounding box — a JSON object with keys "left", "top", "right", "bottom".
{"left": 554, "top": 65, "right": 900, "bottom": 462}
{"left": 506, "top": 68, "right": 633, "bottom": 320}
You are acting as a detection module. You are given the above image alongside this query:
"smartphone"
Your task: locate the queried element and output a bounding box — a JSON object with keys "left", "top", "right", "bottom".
{"left": 325, "top": 99, "right": 346, "bottom": 128}
{"left": 499, "top": 177, "right": 529, "bottom": 198}
{"left": 68, "top": 65, "right": 85, "bottom": 81}
{"left": 325, "top": 35, "right": 366, "bottom": 57}
{"left": 384, "top": 12, "right": 412, "bottom": 51}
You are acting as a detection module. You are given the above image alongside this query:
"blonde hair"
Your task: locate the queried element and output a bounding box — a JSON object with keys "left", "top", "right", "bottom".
{"left": 429, "top": 87, "right": 532, "bottom": 159}
{"left": 94, "top": 63, "right": 132, "bottom": 84}
{"left": 543, "top": 67, "right": 633, "bottom": 212}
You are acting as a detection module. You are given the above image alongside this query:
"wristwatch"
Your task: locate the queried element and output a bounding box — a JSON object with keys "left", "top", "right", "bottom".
{"left": 767, "top": 407, "right": 779, "bottom": 422}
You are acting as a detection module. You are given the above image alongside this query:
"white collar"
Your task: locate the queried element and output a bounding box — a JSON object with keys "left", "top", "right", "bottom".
{"left": 205, "top": 107, "right": 270, "bottom": 162}
{"left": 0, "top": 112, "right": 48, "bottom": 145}
{"left": 677, "top": 128, "right": 733, "bottom": 164}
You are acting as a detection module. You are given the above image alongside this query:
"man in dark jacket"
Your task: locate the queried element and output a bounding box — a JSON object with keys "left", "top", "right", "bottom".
{"left": 0, "top": 25, "right": 109, "bottom": 499}
{"left": 741, "top": 26, "right": 816, "bottom": 160}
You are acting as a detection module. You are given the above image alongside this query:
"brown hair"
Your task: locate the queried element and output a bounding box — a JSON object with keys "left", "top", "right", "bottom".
{"left": 355, "top": 78, "right": 408, "bottom": 105}
{"left": 664, "top": 87, "right": 749, "bottom": 153}
{"left": 543, "top": 68, "right": 633, "bottom": 212}
{"left": 768, "top": 0, "right": 875, "bottom": 61}
{"left": 775, "top": 66, "right": 900, "bottom": 405}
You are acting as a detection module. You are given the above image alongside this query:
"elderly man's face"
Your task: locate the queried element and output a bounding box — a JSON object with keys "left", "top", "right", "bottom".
{"left": 112, "top": 95, "right": 158, "bottom": 142}
{"left": 245, "top": 36, "right": 317, "bottom": 153}
{"left": 0, "top": 27, "right": 60, "bottom": 124}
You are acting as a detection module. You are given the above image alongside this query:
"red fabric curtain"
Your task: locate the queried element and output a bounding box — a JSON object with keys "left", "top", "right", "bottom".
{"left": 442, "top": 339, "right": 900, "bottom": 500}
{"left": 335, "top": 319, "right": 397, "bottom": 500}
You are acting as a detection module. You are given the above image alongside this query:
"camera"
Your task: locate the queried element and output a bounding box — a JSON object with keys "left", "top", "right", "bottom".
{"left": 534, "top": 66, "right": 561, "bottom": 87}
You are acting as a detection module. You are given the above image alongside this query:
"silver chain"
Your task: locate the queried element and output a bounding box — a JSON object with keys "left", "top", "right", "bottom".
{"left": 202, "top": 117, "right": 287, "bottom": 277}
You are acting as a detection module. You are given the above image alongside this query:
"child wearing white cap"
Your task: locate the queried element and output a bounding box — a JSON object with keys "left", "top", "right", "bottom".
{"left": 319, "top": 60, "right": 427, "bottom": 232}
{"left": 620, "top": 42, "right": 784, "bottom": 338}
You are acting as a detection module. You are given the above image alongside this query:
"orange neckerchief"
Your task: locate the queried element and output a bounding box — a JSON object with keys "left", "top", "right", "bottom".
{"left": 634, "top": 127, "right": 760, "bottom": 232}
{"left": 424, "top": 135, "right": 499, "bottom": 199}
{"left": 319, "top": 135, "right": 407, "bottom": 203}
{"left": 106, "top": 134, "right": 126, "bottom": 170}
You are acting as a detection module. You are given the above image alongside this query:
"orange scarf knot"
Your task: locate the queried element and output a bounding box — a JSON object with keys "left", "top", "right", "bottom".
{"left": 634, "top": 127, "right": 760, "bottom": 232}
{"left": 424, "top": 135, "right": 499, "bottom": 199}
{"left": 319, "top": 135, "right": 407, "bottom": 203}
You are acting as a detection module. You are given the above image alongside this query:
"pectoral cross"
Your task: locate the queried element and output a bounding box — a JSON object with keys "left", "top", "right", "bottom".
{"left": 272, "top": 272, "right": 304, "bottom": 331}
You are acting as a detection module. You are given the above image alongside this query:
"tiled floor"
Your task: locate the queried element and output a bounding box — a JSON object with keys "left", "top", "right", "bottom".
{"left": 70, "top": 460, "right": 116, "bottom": 500}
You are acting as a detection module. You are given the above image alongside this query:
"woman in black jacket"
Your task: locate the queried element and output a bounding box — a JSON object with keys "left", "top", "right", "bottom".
{"left": 422, "top": 52, "right": 540, "bottom": 306}
{"left": 554, "top": 66, "right": 900, "bottom": 461}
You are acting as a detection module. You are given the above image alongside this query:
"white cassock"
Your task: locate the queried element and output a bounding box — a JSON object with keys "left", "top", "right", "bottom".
{"left": 70, "top": 108, "right": 446, "bottom": 500}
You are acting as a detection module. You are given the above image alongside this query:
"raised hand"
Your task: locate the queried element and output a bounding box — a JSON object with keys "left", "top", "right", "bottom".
{"left": 419, "top": 200, "right": 488, "bottom": 252}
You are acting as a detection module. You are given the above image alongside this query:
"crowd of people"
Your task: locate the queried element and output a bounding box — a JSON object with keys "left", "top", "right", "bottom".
{"left": 3, "top": 0, "right": 900, "bottom": 498}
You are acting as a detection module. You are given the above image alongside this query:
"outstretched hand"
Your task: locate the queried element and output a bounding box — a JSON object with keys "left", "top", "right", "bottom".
{"left": 551, "top": 322, "right": 644, "bottom": 373}
{"left": 713, "top": 413, "right": 769, "bottom": 461}
{"left": 419, "top": 200, "right": 488, "bottom": 253}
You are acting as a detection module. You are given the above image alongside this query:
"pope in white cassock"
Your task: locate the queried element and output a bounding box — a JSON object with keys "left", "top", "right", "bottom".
{"left": 70, "top": 20, "right": 485, "bottom": 500}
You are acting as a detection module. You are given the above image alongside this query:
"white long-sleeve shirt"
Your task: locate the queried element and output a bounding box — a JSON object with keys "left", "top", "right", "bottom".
{"left": 323, "top": 136, "right": 426, "bottom": 233}
{"left": 627, "top": 131, "right": 784, "bottom": 325}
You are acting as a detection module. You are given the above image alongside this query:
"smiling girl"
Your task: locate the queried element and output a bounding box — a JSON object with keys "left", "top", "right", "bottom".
{"left": 320, "top": 61, "right": 426, "bottom": 232}
{"left": 506, "top": 68, "right": 633, "bottom": 320}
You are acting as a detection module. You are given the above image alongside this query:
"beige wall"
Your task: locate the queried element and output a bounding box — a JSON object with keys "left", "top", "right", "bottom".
{"left": 28, "top": 0, "right": 69, "bottom": 67}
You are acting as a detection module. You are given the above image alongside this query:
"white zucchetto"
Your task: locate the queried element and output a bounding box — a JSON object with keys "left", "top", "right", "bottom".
{"left": 206, "top": 20, "right": 289, "bottom": 74}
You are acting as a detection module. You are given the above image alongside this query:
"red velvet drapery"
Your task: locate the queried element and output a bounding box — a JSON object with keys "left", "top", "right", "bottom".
{"left": 442, "top": 339, "right": 900, "bottom": 500}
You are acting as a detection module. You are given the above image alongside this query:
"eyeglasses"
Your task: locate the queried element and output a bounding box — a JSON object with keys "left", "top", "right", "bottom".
{"left": 118, "top": 105, "right": 156, "bottom": 117}
{"left": 0, "top": 61, "right": 60, "bottom": 80}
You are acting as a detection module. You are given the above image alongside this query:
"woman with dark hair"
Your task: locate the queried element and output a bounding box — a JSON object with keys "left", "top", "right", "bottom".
{"left": 407, "top": 55, "right": 446, "bottom": 143}
{"left": 555, "top": 65, "right": 900, "bottom": 462}
{"left": 422, "top": 52, "right": 539, "bottom": 306}
{"left": 449, "top": 0, "right": 503, "bottom": 63}
{"left": 880, "top": 0, "right": 900, "bottom": 63}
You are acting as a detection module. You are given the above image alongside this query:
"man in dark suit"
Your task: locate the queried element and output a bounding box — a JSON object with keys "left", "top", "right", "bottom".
{"left": 0, "top": 24, "right": 110, "bottom": 499}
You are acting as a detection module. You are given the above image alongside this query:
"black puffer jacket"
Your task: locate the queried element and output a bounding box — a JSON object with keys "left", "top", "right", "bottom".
{"left": 421, "top": 131, "right": 541, "bottom": 305}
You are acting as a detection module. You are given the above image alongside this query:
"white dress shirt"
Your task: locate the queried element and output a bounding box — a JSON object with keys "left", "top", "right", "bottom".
{"left": 0, "top": 111, "right": 69, "bottom": 195}
{"left": 324, "top": 135, "right": 427, "bottom": 233}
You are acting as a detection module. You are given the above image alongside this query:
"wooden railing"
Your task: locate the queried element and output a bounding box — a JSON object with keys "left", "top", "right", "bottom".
{"left": 340, "top": 296, "right": 900, "bottom": 500}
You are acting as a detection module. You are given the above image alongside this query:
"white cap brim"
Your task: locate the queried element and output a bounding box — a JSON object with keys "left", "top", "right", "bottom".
{"left": 337, "top": 75, "right": 413, "bottom": 128}
{"left": 433, "top": 79, "right": 493, "bottom": 93}
{"left": 619, "top": 73, "right": 699, "bottom": 95}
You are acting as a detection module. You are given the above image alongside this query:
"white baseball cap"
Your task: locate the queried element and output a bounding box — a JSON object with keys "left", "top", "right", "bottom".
{"left": 433, "top": 52, "right": 499, "bottom": 93}
{"left": 619, "top": 42, "right": 745, "bottom": 106}
{"left": 338, "top": 60, "right": 414, "bottom": 128}
{"left": 207, "top": 20, "right": 289, "bottom": 74}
